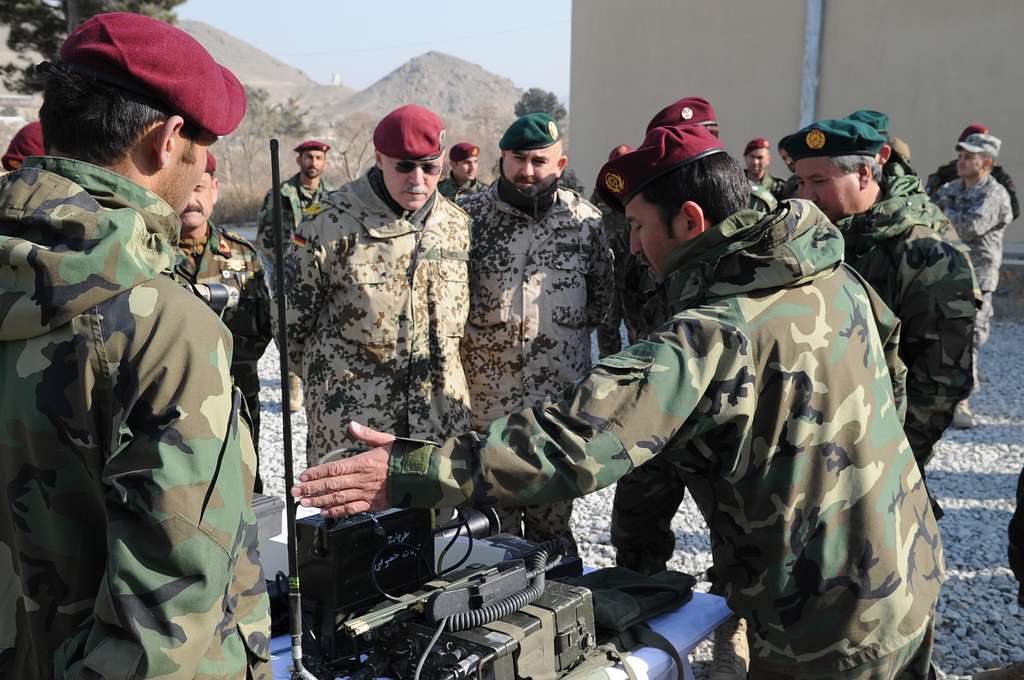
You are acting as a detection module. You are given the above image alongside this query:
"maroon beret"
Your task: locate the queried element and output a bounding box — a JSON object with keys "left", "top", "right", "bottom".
{"left": 59, "top": 12, "right": 246, "bottom": 137}
{"left": 373, "top": 105, "right": 446, "bottom": 159}
{"left": 2, "top": 121, "right": 44, "bottom": 171}
{"left": 449, "top": 142, "right": 480, "bottom": 162}
{"left": 295, "top": 140, "right": 330, "bottom": 153}
{"left": 959, "top": 123, "right": 989, "bottom": 143}
{"left": 596, "top": 124, "right": 726, "bottom": 212}
{"left": 608, "top": 144, "right": 634, "bottom": 162}
{"left": 204, "top": 151, "right": 216, "bottom": 175}
{"left": 744, "top": 137, "right": 770, "bottom": 156}
{"left": 646, "top": 97, "right": 717, "bottom": 134}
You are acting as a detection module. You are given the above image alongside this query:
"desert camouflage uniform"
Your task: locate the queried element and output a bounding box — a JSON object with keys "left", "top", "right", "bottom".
{"left": 256, "top": 173, "right": 333, "bottom": 267}
{"left": 927, "top": 160, "right": 1019, "bottom": 220}
{"left": 459, "top": 183, "right": 613, "bottom": 553}
{"left": 590, "top": 190, "right": 632, "bottom": 356}
{"left": 173, "top": 222, "right": 273, "bottom": 490}
{"left": 437, "top": 174, "right": 487, "bottom": 203}
{"left": 281, "top": 170, "right": 473, "bottom": 465}
{"left": 838, "top": 172, "right": 978, "bottom": 470}
{"left": 0, "top": 157, "right": 270, "bottom": 680}
{"left": 387, "top": 200, "right": 943, "bottom": 676}
{"left": 933, "top": 174, "right": 1013, "bottom": 386}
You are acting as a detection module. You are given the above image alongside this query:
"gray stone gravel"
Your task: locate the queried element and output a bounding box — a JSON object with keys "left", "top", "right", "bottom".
{"left": 256, "top": 321, "right": 1024, "bottom": 679}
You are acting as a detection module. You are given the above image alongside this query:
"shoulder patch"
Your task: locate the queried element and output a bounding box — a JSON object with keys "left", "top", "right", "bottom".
{"left": 221, "top": 229, "right": 258, "bottom": 253}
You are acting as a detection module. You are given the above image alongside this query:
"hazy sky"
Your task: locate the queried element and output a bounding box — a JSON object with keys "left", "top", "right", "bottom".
{"left": 178, "top": 0, "right": 572, "bottom": 98}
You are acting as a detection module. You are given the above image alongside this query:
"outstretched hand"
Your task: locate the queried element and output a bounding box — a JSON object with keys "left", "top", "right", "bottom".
{"left": 290, "top": 422, "right": 395, "bottom": 517}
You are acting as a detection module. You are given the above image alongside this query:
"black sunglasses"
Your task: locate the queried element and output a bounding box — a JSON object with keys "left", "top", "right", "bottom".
{"left": 394, "top": 159, "right": 443, "bottom": 175}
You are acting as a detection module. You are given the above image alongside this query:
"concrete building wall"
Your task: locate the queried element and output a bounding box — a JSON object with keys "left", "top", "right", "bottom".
{"left": 570, "top": 0, "right": 1024, "bottom": 241}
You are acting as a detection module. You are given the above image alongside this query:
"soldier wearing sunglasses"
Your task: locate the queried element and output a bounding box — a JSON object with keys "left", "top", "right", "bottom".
{"left": 279, "top": 105, "right": 474, "bottom": 465}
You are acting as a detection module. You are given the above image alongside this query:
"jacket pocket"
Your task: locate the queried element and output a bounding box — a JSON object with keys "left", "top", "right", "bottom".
{"left": 339, "top": 262, "right": 400, "bottom": 350}
{"left": 440, "top": 251, "right": 470, "bottom": 337}
{"left": 469, "top": 268, "right": 511, "bottom": 328}
{"left": 550, "top": 254, "right": 588, "bottom": 329}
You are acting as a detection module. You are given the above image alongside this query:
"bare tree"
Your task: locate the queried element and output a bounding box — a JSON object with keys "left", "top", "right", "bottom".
{"left": 332, "top": 111, "right": 376, "bottom": 183}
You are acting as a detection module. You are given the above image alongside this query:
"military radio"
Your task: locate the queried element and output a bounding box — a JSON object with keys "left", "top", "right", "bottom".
{"left": 290, "top": 505, "right": 598, "bottom": 680}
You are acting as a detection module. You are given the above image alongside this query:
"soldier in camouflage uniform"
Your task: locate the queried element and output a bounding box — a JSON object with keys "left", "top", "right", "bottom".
{"left": 841, "top": 110, "right": 957, "bottom": 241}
{"left": 281, "top": 105, "right": 473, "bottom": 466}
{"left": 743, "top": 137, "right": 788, "bottom": 201}
{"left": 459, "top": 113, "right": 613, "bottom": 554}
{"left": 258, "top": 140, "right": 334, "bottom": 413}
{"left": 609, "top": 98, "right": 780, "bottom": 578}
{"left": 0, "top": 13, "right": 269, "bottom": 680}
{"left": 256, "top": 139, "right": 335, "bottom": 266}
{"left": 933, "top": 133, "right": 1013, "bottom": 429}
{"left": 787, "top": 118, "right": 978, "bottom": 470}
{"left": 593, "top": 144, "right": 634, "bottom": 357}
{"left": 294, "top": 125, "right": 944, "bottom": 678}
{"left": 437, "top": 141, "right": 487, "bottom": 202}
{"left": 173, "top": 152, "right": 273, "bottom": 491}
{"left": 928, "top": 123, "right": 1019, "bottom": 221}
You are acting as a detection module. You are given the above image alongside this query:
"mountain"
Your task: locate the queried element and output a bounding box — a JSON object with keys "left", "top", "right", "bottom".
{"left": 179, "top": 20, "right": 354, "bottom": 103}
{"left": 336, "top": 51, "right": 522, "bottom": 120}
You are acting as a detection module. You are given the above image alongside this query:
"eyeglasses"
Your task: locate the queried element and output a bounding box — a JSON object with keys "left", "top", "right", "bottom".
{"left": 394, "top": 159, "right": 443, "bottom": 175}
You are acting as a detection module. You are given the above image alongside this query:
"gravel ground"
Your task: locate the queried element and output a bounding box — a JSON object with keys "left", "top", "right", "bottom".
{"left": 257, "top": 321, "right": 1024, "bottom": 679}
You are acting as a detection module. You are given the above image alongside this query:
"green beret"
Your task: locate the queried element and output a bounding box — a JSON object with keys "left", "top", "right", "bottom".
{"left": 500, "top": 112, "right": 561, "bottom": 151}
{"left": 780, "top": 118, "right": 886, "bottom": 161}
{"left": 847, "top": 109, "right": 889, "bottom": 135}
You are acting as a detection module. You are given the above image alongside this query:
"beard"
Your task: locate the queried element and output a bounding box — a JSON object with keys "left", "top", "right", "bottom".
{"left": 511, "top": 175, "right": 554, "bottom": 197}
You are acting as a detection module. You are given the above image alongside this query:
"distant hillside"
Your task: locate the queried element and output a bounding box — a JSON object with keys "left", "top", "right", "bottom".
{"left": 179, "top": 20, "right": 354, "bottom": 103}
{"left": 336, "top": 51, "right": 521, "bottom": 120}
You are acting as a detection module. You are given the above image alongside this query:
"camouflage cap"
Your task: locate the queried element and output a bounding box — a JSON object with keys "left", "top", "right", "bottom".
{"left": 957, "top": 132, "right": 1002, "bottom": 158}
{"left": 847, "top": 109, "right": 889, "bottom": 134}
{"left": 780, "top": 118, "right": 886, "bottom": 161}
{"left": 499, "top": 113, "right": 561, "bottom": 151}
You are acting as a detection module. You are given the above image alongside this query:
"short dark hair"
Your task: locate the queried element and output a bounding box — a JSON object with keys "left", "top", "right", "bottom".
{"left": 38, "top": 61, "right": 201, "bottom": 167}
{"left": 639, "top": 152, "right": 750, "bottom": 230}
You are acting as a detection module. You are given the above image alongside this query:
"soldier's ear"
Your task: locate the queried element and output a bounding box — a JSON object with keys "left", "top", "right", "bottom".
{"left": 150, "top": 115, "right": 186, "bottom": 171}
{"left": 672, "top": 201, "right": 707, "bottom": 240}
{"left": 878, "top": 144, "right": 892, "bottom": 165}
